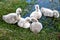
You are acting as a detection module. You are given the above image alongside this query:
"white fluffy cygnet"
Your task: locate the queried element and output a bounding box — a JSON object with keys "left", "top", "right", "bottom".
{"left": 18, "top": 17, "right": 31, "bottom": 28}
{"left": 30, "top": 4, "right": 42, "bottom": 19}
{"left": 18, "top": 17, "right": 25, "bottom": 27}
{"left": 41, "top": 7, "right": 54, "bottom": 17}
{"left": 30, "top": 18, "right": 43, "bottom": 34}
{"left": 53, "top": 10, "right": 59, "bottom": 18}
{"left": 2, "top": 8, "right": 22, "bottom": 24}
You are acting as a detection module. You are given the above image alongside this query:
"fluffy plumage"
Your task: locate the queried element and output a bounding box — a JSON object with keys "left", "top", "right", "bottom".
{"left": 3, "top": 8, "right": 22, "bottom": 24}
{"left": 41, "top": 7, "right": 54, "bottom": 17}
{"left": 18, "top": 17, "right": 31, "bottom": 28}
{"left": 30, "top": 18, "right": 43, "bottom": 34}
{"left": 30, "top": 4, "right": 42, "bottom": 19}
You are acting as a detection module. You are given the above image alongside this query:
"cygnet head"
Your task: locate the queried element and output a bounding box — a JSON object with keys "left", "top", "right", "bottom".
{"left": 16, "top": 15, "right": 21, "bottom": 22}
{"left": 35, "top": 4, "right": 39, "bottom": 11}
{"left": 25, "top": 17, "right": 31, "bottom": 22}
{"left": 16, "top": 8, "right": 22, "bottom": 15}
{"left": 31, "top": 17, "right": 38, "bottom": 22}
{"left": 41, "top": 7, "right": 45, "bottom": 13}
{"left": 53, "top": 10, "right": 59, "bottom": 18}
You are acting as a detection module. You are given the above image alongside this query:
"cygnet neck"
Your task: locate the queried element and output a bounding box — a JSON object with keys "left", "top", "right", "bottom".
{"left": 36, "top": 9, "right": 40, "bottom": 12}
{"left": 16, "top": 13, "right": 21, "bottom": 21}
{"left": 26, "top": 19, "right": 30, "bottom": 22}
{"left": 16, "top": 12, "right": 20, "bottom": 16}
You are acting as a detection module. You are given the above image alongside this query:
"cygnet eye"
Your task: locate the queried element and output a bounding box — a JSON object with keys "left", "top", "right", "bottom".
{"left": 36, "top": 6, "right": 38, "bottom": 9}
{"left": 18, "top": 10, "right": 21, "bottom": 13}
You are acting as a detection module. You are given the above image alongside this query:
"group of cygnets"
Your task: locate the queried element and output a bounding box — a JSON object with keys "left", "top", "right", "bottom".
{"left": 2, "top": 4, "right": 59, "bottom": 34}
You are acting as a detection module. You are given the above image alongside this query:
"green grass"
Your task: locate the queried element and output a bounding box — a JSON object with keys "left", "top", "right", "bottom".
{"left": 0, "top": 0, "right": 60, "bottom": 40}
